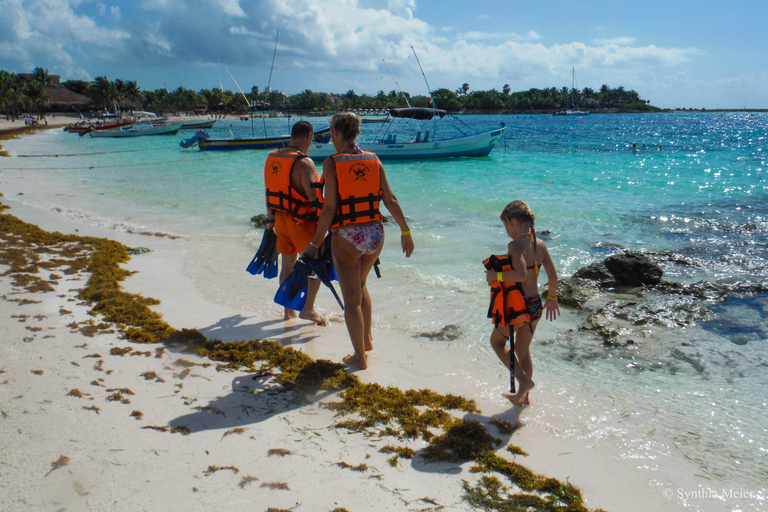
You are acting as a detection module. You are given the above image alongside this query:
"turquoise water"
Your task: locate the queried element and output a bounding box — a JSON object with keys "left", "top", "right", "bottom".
{"left": 2, "top": 113, "right": 767, "bottom": 510}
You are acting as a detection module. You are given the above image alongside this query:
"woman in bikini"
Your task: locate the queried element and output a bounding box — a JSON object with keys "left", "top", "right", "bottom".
{"left": 485, "top": 200, "right": 560, "bottom": 406}
{"left": 303, "top": 113, "right": 414, "bottom": 370}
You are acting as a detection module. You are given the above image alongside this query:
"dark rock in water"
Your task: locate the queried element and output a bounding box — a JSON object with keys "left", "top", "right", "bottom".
{"left": 604, "top": 251, "right": 663, "bottom": 286}
{"left": 573, "top": 262, "right": 616, "bottom": 287}
{"left": 251, "top": 214, "right": 270, "bottom": 228}
{"left": 416, "top": 324, "right": 462, "bottom": 341}
{"left": 727, "top": 281, "right": 768, "bottom": 295}
{"left": 579, "top": 295, "right": 709, "bottom": 344}
{"left": 547, "top": 277, "right": 601, "bottom": 309}
{"left": 657, "top": 280, "right": 730, "bottom": 301}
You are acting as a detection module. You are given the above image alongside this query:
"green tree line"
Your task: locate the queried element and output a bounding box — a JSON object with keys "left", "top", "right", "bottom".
{"left": 2, "top": 68, "right": 657, "bottom": 118}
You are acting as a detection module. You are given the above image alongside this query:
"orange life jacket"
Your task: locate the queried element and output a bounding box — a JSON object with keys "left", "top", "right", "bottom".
{"left": 328, "top": 152, "right": 383, "bottom": 229}
{"left": 483, "top": 254, "right": 530, "bottom": 328}
{"left": 264, "top": 150, "right": 319, "bottom": 223}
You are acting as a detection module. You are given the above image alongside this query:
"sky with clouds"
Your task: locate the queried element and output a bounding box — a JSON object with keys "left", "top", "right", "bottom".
{"left": 1, "top": 0, "right": 766, "bottom": 108}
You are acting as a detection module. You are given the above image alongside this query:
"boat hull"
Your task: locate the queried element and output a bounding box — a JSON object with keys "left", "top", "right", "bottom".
{"left": 306, "top": 127, "right": 505, "bottom": 160}
{"left": 180, "top": 119, "right": 217, "bottom": 130}
{"left": 196, "top": 126, "right": 331, "bottom": 151}
{"left": 88, "top": 122, "right": 184, "bottom": 137}
{"left": 65, "top": 120, "right": 135, "bottom": 133}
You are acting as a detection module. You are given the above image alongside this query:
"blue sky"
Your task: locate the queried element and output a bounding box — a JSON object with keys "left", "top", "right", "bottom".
{"left": 1, "top": 0, "right": 767, "bottom": 108}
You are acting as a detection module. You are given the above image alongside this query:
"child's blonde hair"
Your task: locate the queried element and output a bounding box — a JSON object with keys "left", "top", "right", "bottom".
{"left": 500, "top": 200, "right": 537, "bottom": 250}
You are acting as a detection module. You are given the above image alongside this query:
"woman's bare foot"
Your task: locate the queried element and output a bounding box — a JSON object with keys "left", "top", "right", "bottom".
{"left": 284, "top": 309, "right": 298, "bottom": 320}
{"left": 299, "top": 310, "right": 327, "bottom": 326}
{"left": 502, "top": 379, "right": 535, "bottom": 406}
{"left": 342, "top": 353, "right": 368, "bottom": 370}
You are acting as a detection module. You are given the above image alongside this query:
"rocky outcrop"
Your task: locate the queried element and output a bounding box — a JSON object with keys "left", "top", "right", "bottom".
{"left": 603, "top": 251, "right": 663, "bottom": 286}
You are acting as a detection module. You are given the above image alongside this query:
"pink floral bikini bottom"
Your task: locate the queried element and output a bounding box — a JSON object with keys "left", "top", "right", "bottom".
{"left": 333, "top": 222, "right": 384, "bottom": 255}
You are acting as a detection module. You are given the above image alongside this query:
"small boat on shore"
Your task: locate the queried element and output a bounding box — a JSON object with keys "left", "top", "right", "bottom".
{"left": 181, "top": 125, "right": 331, "bottom": 150}
{"left": 88, "top": 121, "right": 184, "bottom": 138}
{"left": 64, "top": 115, "right": 135, "bottom": 133}
{"left": 180, "top": 119, "right": 217, "bottom": 130}
{"left": 306, "top": 107, "right": 505, "bottom": 160}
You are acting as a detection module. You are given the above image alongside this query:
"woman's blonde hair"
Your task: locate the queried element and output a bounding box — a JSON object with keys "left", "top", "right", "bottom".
{"left": 501, "top": 200, "right": 537, "bottom": 250}
{"left": 330, "top": 112, "right": 361, "bottom": 143}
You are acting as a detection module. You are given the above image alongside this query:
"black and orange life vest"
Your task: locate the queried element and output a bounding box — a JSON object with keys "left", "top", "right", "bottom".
{"left": 328, "top": 152, "right": 383, "bottom": 229}
{"left": 264, "top": 150, "right": 319, "bottom": 223}
{"left": 483, "top": 254, "right": 530, "bottom": 328}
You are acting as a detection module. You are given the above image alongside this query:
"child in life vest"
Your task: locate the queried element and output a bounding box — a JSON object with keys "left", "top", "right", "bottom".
{"left": 484, "top": 200, "right": 560, "bottom": 406}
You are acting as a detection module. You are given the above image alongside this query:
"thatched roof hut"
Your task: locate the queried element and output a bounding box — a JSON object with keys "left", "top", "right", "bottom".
{"left": 19, "top": 74, "right": 92, "bottom": 106}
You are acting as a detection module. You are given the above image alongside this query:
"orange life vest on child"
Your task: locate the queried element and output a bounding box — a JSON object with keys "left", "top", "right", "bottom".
{"left": 264, "top": 150, "right": 319, "bottom": 223}
{"left": 483, "top": 254, "right": 530, "bottom": 328}
{"left": 327, "top": 152, "right": 383, "bottom": 229}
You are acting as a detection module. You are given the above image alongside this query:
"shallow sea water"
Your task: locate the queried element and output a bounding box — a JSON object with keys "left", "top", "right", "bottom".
{"left": 2, "top": 113, "right": 766, "bottom": 510}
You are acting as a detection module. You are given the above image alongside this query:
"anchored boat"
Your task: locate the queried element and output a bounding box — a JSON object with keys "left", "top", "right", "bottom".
{"left": 306, "top": 107, "right": 505, "bottom": 160}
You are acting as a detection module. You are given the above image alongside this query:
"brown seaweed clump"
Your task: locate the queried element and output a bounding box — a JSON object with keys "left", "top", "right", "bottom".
{"left": 0, "top": 203, "right": 176, "bottom": 343}
{"left": 462, "top": 452, "right": 607, "bottom": 512}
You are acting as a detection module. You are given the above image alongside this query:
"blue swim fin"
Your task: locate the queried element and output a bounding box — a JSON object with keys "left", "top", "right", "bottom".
{"left": 320, "top": 233, "right": 337, "bottom": 282}
{"left": 303, "top": 255, "right": 344, "bottom": 310}
{"left": 247, "top": 228, "right": 279, "bottom": 279}
{"left": 274, "top": 260, "right": 310, "bottom": 311}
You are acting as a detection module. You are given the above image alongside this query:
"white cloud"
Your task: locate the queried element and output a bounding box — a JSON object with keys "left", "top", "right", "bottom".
{"left": 594, "top": 37, "right": 638, "bottom": 46}
{"left": 214, "top": 0, "right": 246, "bottom": 18}
{"left": 457, "top": 30, "right": 540, "bottom": 42}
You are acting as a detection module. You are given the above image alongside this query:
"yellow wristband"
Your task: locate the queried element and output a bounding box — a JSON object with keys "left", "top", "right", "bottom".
{"left": 547, "top": 295, "right": 557, "bottom": 301}
{"left": 497, "top": 272, "right": 503, "bottom": 283}
{"left": 401, "top": 230, "right": 411, "bottom": 236}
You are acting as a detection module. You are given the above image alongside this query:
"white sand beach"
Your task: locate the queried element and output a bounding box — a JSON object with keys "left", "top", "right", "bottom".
{"left": 0, "top": 127, "right": 695, "bottom": 512}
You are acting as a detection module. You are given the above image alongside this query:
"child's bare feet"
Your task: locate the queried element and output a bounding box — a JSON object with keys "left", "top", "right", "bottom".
{"left": 364, "top": 334, "right": 373, "bottom": 351}
{"left": 284, "top": 309, "right": 298, "bottom": 320}
{"left": 503, "top": 379, "right": 535, "bottom": 406}
{"left": 342, "top": 353, "right": 368, "bottom": 370}
{"left": 299, "top": 309, "right": 327, "bottom": 326}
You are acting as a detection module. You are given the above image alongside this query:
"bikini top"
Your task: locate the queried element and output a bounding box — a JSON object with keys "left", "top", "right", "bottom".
{"left": 514, "top": 231, "right": 540, "bottom": 278}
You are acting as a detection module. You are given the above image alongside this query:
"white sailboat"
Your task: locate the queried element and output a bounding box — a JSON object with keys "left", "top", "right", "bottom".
{"left": 554, "top": 67, "right": 590, "bottom": 116}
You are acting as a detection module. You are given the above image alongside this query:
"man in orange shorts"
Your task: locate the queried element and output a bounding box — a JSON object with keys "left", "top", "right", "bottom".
{"left": 265, "top": 121, "right": 325, "bottom": 325}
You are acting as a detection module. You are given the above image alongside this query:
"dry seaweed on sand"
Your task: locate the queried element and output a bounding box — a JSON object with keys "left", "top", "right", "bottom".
{"left": 141, "top": 425, "right": 169, "bottom": 433}
{"left": 0, "top": 204, "right": 176, "bottom": 342}
{"left": 463, "top": 452, "right": 605, "bottom": 512}
{"left": 267, "top": 448, "right": 291, "bottom": 456}
{"left": 379, "top": 445, "right": 415, "bottom": 459}
{"left": 45, "top": 455, "right": 70, "bottom": 477}
{"left": 489, "top": 418, "right": 520, "bottom": 435}
{"left": 261, "top": 482, "right": 290, "bottom": 490}
{"left": 222, "top": 427, "right": 246, "bottom": 438}
{"left": 238, "top": 475, "right": 259, "bottom": 488}
{"left": 130, "top": 410, "right": 143, "bottom": 420}
{"left": 420, "top": 419, "right": 501, "bottom": 464}
{"left": 337, "top": 461, "right": 368, "bottom": 472}
{"left": 83, "top": 405, "right": 100, "bottom": 414}
{"left": 67, "top": 388, "right": 84, "bottom": 398}
{"left": 204, "top": 465, "right": 240, "bottom": 476}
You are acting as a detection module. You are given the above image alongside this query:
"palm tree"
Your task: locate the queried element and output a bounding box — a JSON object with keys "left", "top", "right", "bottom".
{"left": 124, "top": 81, "right": 143, "bottom": 108}
{"left": 31, "top": 67, "right": 53, "bottom": 87}
{"left": 26, "top": 81, "right": 50, "bottom": 120}
{"left": 6, "top": 79, "right": 31, "bottom": 121}
{"left": 90, "top": 76, "right": 118, "bottom": 112}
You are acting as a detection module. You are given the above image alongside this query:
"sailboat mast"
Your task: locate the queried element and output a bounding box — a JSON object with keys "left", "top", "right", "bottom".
{"left": 411, "top": 46, "right": 435, "bottom": 110}
{"left": 571, "top": 66, "right": 575, "bottom": 108}
{"left": 263, "top": 30, "right": 280, "bottom": 137}
{"left": 266, "top": 29, "right": 280, "bottom": 94}
{"left": 383, "top": 59, "right": 411, "bottom": 108}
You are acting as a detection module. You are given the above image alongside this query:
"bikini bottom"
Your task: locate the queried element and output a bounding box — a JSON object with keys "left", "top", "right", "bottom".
{"left": 333, "top": 222, "right": 384, "bottom": 255}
